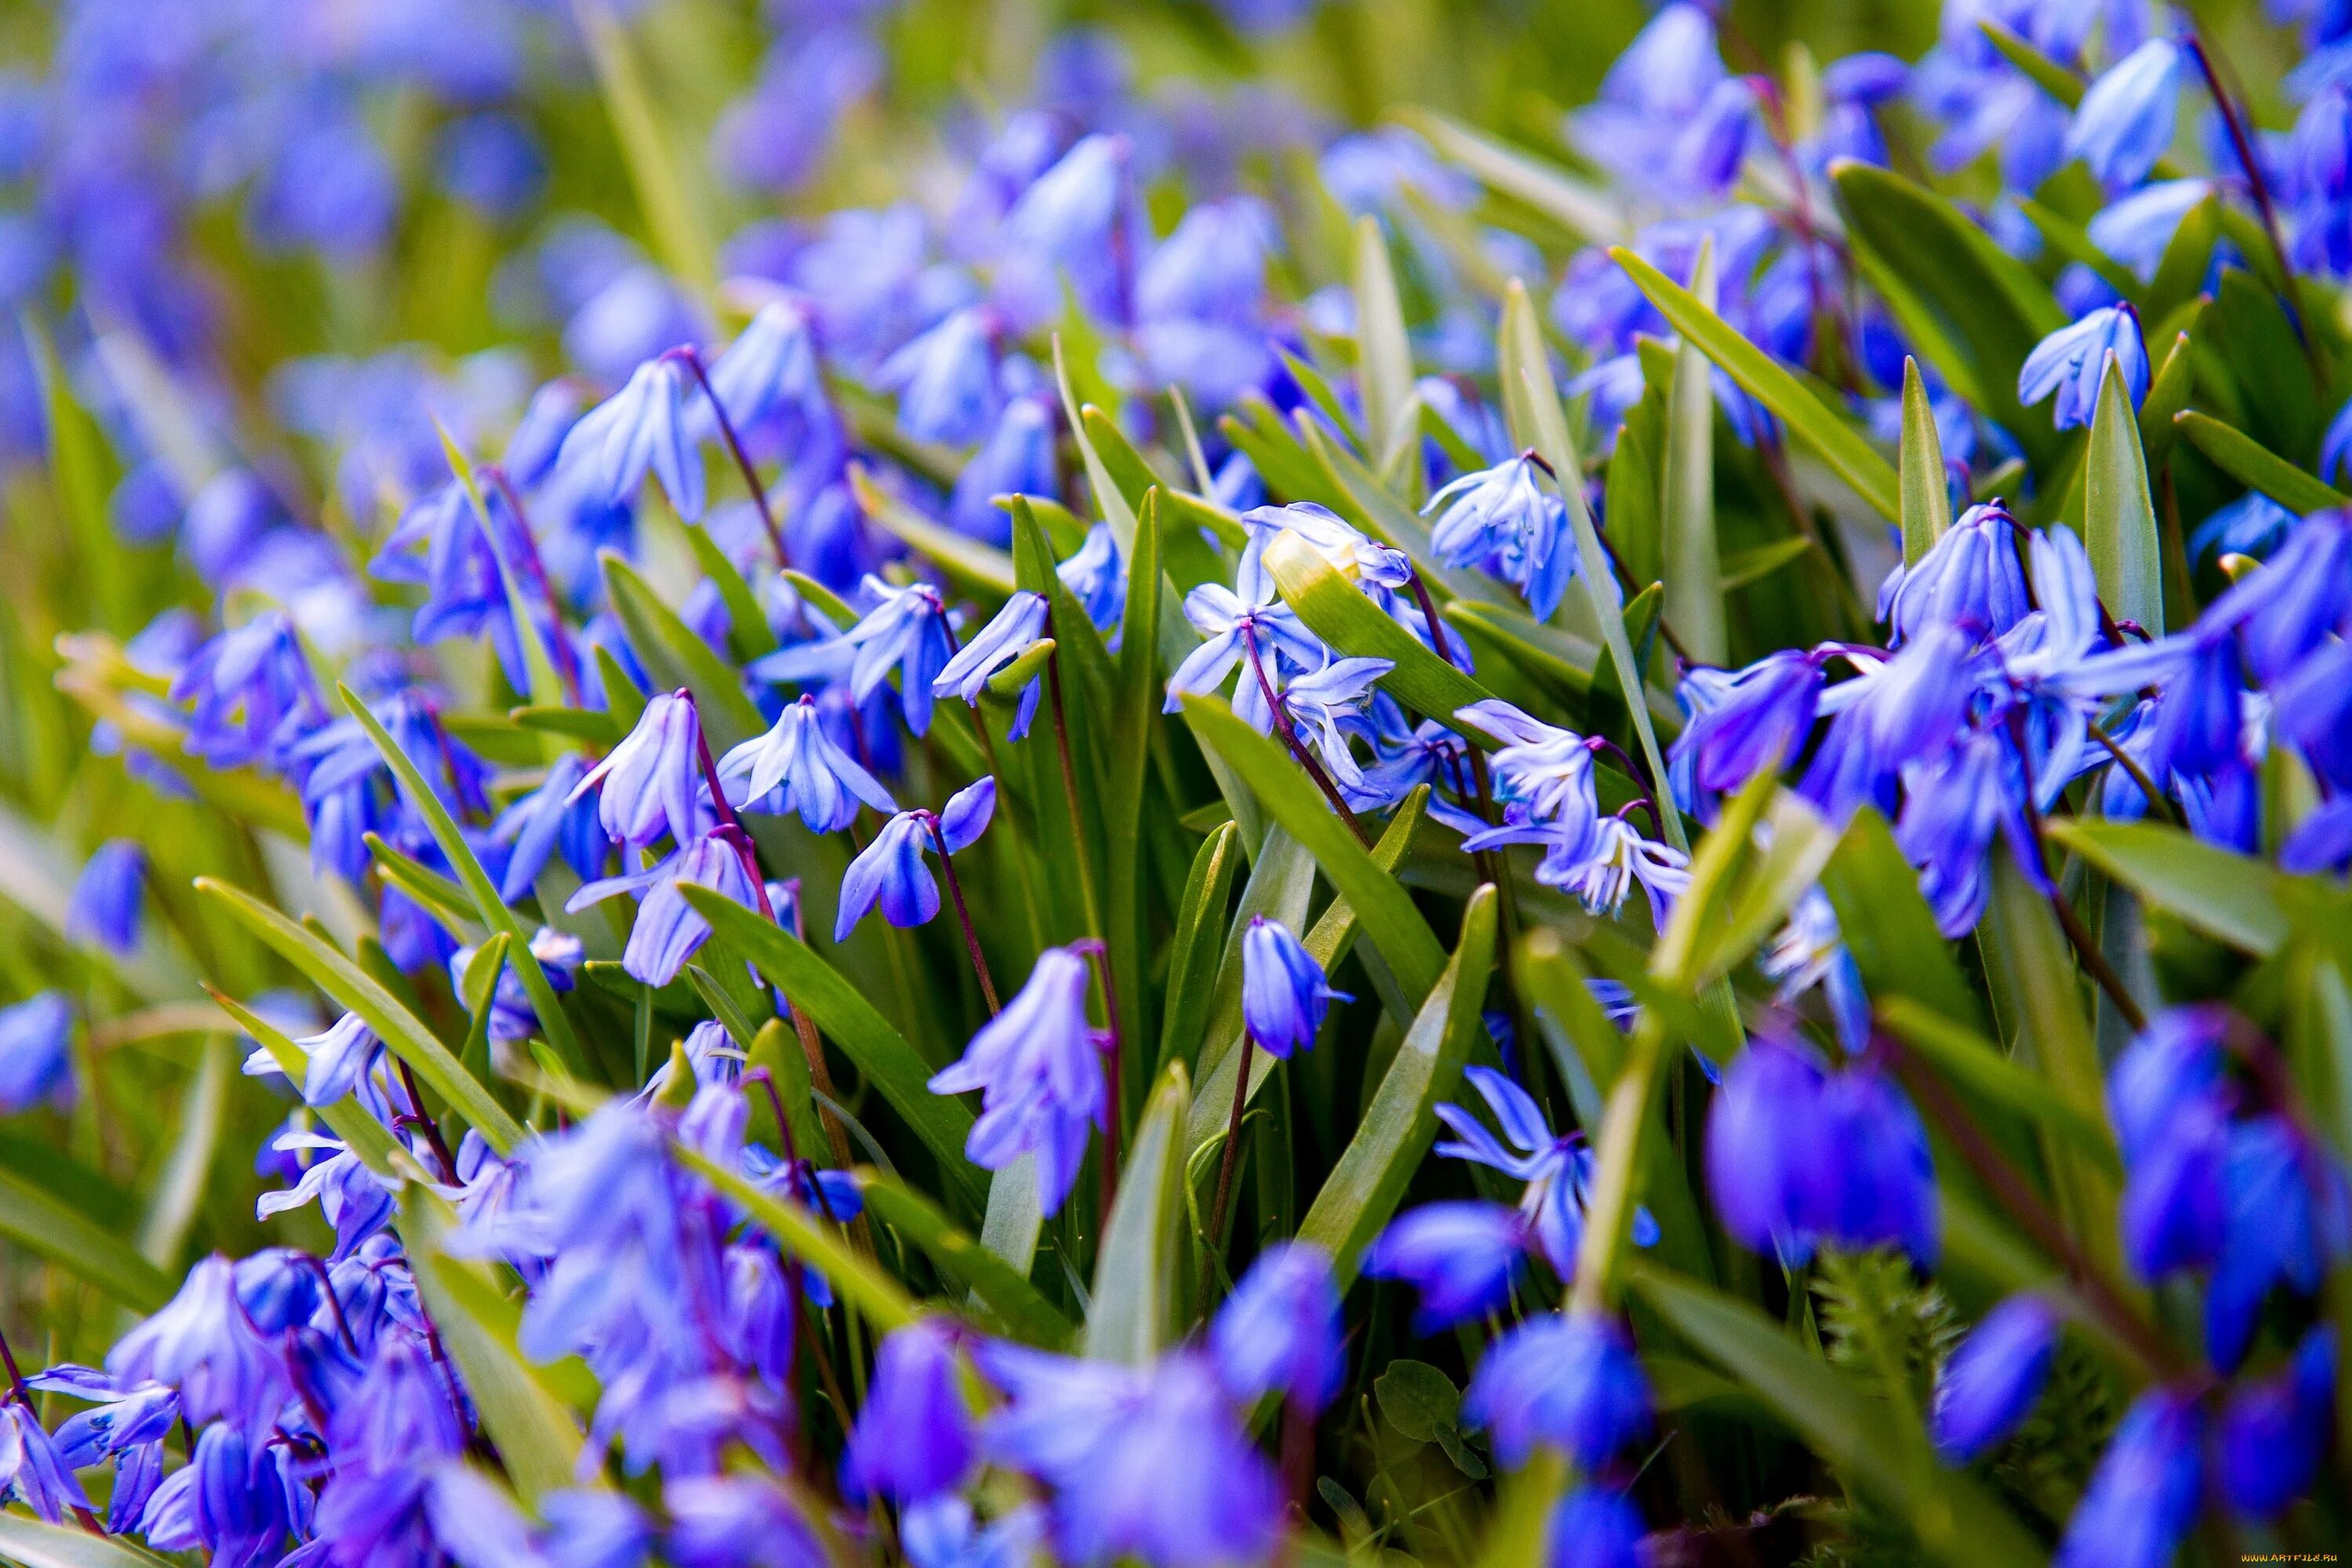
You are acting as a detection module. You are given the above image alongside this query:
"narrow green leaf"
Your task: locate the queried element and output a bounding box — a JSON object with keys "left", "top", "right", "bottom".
{"left": 2138, "top": 328, "right": 2197, "bottom": 474}
{"left": 599, "top": 550, "right": 766, "bottom": 748}
{"left": 1817, "top": 809, "right": 1984, "bottom": 1031}
{"left": 678, "top": 520, "right": 780, "bottom": 660}
{"left": 136, "top": 1035, "right": 230, "bottom": 1270}
{"left": 1976, "top": 18, "right": 2082, "bottom": 105}
{"left": 1899, "top": 358, "right": 1952, "bottom": 565}
{"left": 593, "top": 644, "right": 647, "bottom": 733}
{"left": 1444, "top": 601, "right": 1602, "bottom": 706}
{"left": 859, "top": 1174, "right": 1074, "bottom": 1346}
{"left": 2173, "top": 409, "right": 2348, "bottom": 516}
{"left": 342, "top": 687, "right": 586, "bottom": 1076}
{"left": 1352, "top": 216, "right": 1417, "bottom": 473}
{"left": 1298, "top": 887, "right": 1496, "bottom": 1283}
{"left": 1053, "top": 336, "right": 1140, "bottom": 552}
{"left": 2145, "top": 197, "right": 2222, "bottom": 325}
{"left": 848, "top": 463, "right": 1018, "bottom": 597}
{"left": 1085, "top": 1065, "right": 1193, "bottom": 1363}
{"left": 1397, "top": 109, "right": 1626, "bottom": 244}
{"left": 1629, "top": 1267, "right": 2049, "bottom": 1568}
{"left": 680, "top": 891, "right": 985, "bottom": 1207}
{"left": 1722, "top": 535, "right": 1814, "bottom": 591}
{"left": 0, "top": 1166, "right": 172, "bottom": 1311}
{"left": 1880, "top": 998, "right": 2123, "bottom": 1175}
{"left": 1610, "top": 249, "right": 1900, "bottom": 522}
{"left": 434, "top": 419, "right": 566, "bottom": 712}
{"left": 0, "top": 1514, "right": 179, "bottom": 1568}
{"left": 677, "top": 1148, "right": 917, "bottom": 1332}
{"left": 1661, "top": 238, "right": 1726, "bottom": 664}
{"left": 2046, "top": 818, "right": 2291, "bottom": 956}
{"left": 1158, "top": 822, "right": 1243, "bottom": 1076}
{"left": 2085, "top": 356, "right": 2165, "bottom": 636}
{"left": 194, "top": 877, "right": 528, "bottom": 1153}
{"left": 1261, "top": 532, "right": 1495, "bottom": 721}
{"left": 365, "top": 832, "right": 482, "bottom": 935}
{"left": 403, "top": 1192, "right": 589, "bottom": 1503}
{"left": 1105, "top": 490, "right": 1163, "bottom": 1061}
{"left": 1180, "top": 697, "right": 1446, "bottom": 1003}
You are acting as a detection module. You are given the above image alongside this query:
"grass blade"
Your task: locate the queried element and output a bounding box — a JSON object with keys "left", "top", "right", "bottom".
{"left": 861, "top": 1173, "right": 1074, "bottom": 1347}
{"left": 2173, "top": 409, "right": 2348, "bottom": 516}
{"left": 1084, "top": 1065, "right": 1192, "bottom": 1363}
{"left": 1898, "top": 358, "right": 1951, "bottom": 565}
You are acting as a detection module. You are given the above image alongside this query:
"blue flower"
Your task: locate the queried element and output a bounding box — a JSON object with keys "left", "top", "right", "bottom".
{"left": 1881, "top": 501, "right": 2031, "bottom": 645}
{"left": 951, "top": 395, "right": 1058, "bottom": 543}
{"left": 1210, "top": 1241, "right": 1344, "bottom": 1412}
{"left": 880, "top": 308, "right": 999, "bottom": 448}
{"left": 1543, "top": 816, "right": 1691, "bottom": 930}
{"left": 1548, "top": 1486, "right": 1644, "bottom": 1568}
{"left": 845, "top": 1318, "right": 975, "bottom": 1503}
{"left": 0, "top": 993, "right": 73, "bottom": 1112}
{"left": 2064, "top": 38, "right": 2181, "bottom": 187}
{"left": 837, "top": 576, "right": 955, "bottom": 736}
{"left": 492, "top": 753, "right": 608, "bottom": 902}
{"left": 1435, "top": 1065, "right": 1657, "bottom": 1278}
{"left": 2089, "top": 179, "right": 2211, "bottom": 279}
{"left": 1240, "top": 915, "right": 1348, "bottom": 1058}
{"left": 2217, "top": 1327, "right": 2333, "bottom": 1519}
{"left": 1895, "top": 728, "right": 2045, "bottom": 938}
{"left": 107, "top": 1255, "right": 291, "bottom": 1436}
{"left": 996, "top": 133, "right": 1140, "bottom": 331}
{"left": 572, "top": 690, "right": 707, "bottom": 850}
{"left": 2056, "top": 1388, "right": 2205, "bottom": 1568}
{"left": 837, "top": 777, "right": 997, "bottom": 939}
{"left": 717, "top": 694, "right": 898, "bottom": 832}
{"left": 1362, "top": 1201, "right": 1527, "bottom": 1330}
{"left": 1058, "top": 522, "right": 1128, "bottom": 633}
{"left": 665, "top": 1475, "right": 826, "bottom": 1568}
{"left": 0, "top": 1402, "right": 93, "bottom": 1525}
{"left": 261, "top": 1011, "right": 383, "bottom": 1107}
{"left": 899, "top": 1496, "right": 1045, "bottom": 1568}
{"left": 169, "top": 612, "right": 327, "bottom": 772}
{"left": 2205, "top": 1116, "right": 2349, "bottom": 1370}
{"left": 1164, "top": 559, "right": 1327, "bottom": 728}
{"left": 561, "top": 353, "right": 706, "bottom": 521}
{"left": 1423, "top": 456, "right": 1576, "bottom": 619}
{"left": 1454, "top": 700, "right": 1602, "bottom": 831}
{"left": 139, "top": 1422, "right": 294, "bottom": 1564}
{"left": 1668, "top": 650, "right": 1826, "bottom": 808}
{"left": 2190, "top": 491, "right": 2296, "bottom": 564}
{"left": 1932, "top": 1294, "right": 2061, "bottom": 1461}
{"left": 1275, "top": 655, "right": 1393, "bottom": 796}
{"left": 568, "top": 832, "right": 764, "bottom": 987}
{"left": 1462, "top": 1310, "right": 1652, "bottom": 1470}
{"left": 931, "top": 590, "right": 1049, "bottom": 739}
{"left": 64, "top": 839, "right": 145, "bottom": 955}
{"left": 702, "top": 299, "right": 829, "bottom": 437}
{"left": 927, "top": 946, "right": 1105, "bottom": 1215}
{"left": 2018, "top": 303, "right": 2148, "bottom": 430}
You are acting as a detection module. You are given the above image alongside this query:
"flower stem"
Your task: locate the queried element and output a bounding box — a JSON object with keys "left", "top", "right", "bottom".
{"left": 923, "top": 814, "right": 1000, "bottom": 1014}
{"left": 2085, "top": 719, "right": 2182, "bottom": 830}
{"left": 481, "top": 464, "right": 586, "bottom": 706}
{"left": 1240, "top": 623, "right": 1374, "bottom": 848}
{"left": 674, "top": 346, "right": 792, "bottom": 570}
{"left": 2006, "top": 718, "right": 2148, "bottom": 1034}
{"left": 2186, "top": 34, "right": 2324, "bottom": 385}
{"left": 394, "top": 1058, "right": 462, "bottom": 1185}
{"left": 1205, "top": 1030, "right": 1255, "bottom": 1262}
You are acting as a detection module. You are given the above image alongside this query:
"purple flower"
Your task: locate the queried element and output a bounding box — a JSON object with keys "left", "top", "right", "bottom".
{"left": 493, "top": 753, "right": 607, "bottom": 902}
{"left": 927, "top": 946, "right": 1105, "bottom": 1215}
{"left": 1434, "top": 1065, "right": 1657, "bottom": 1278}
{"left": 1881, "top": 501, "right": 2031, "bottom": 646}
{"left": 2217, "top": 1327, "right": 2332, "bottom": 1519}
{"left": 665, "top": 1474, "right": 826, "bottom": 1568}
{"left": 1240, "top": 915, "right": 1347, "bottom": 1058}
{"left": 1163, "top": 564, "right": 1325, "bottom": 729}
{"left": 2064, "top": 38, "right": 2180, "bottom": 187}
{"left": 2056, "top": 1388, "right": 2205, "bottom": 1568}
{"left": 932, "top": 590, "right": 1048, "bottom": 738}
{"left": 844, "top": 1319, "right": 975, "bottom": 1503}
{"left": 1454, "top": 700, "right": 1602, "bottom": 832}
{"left": 0, "top": 993, "right": 73, "bottom": 1112}
{"left": 2205, "top": 1116, "right": 2349, "bottom": 1371}
{"left": 952, "top": 396, "right": 1058, "bottom": 543}
{"left": 1363, "top": 1201, "right": 1527, "bottom": 1330}
{"left": 0, "top": 1402, "right": 93, "bottom": 1524}
{"left": 880, "top": 308, "right": 999, "bottom": 448}
{"left": 717, "top": 695, "right": 897, "bottom": 832}
{"left": 1895, "top": 728, "right": 2046, "bottom": 938}
{"left": 1668, "top": 651, "right": 1826, "bottom": 806}
{"left": 568, "top": 832, "right": 764, "bottom": 986}
{"left": 65, "top": 839, "right": 146, "bottom": 955}
{"left": 837, "top": 778, "right": 996, "bottom": 940}
{"left": 2018, "top": 303, "right": 2148, "bottom": 430}
{"left": 107, "top": 1256, "right": 291, "bottom": 1436}
{"left": 562, "top": 354, "right": 706, "bottom": 521}
{"left": 1932, "top": 1294, "right": 2061, "bottom": 1461}
{"left": 1424, "top": 456, "right": 1575, "bottom": 619}
{"left": 702, "top": 299, "right": 830, "bottom": 438}
{"left": 1463, "top": 1311, "right": 1652, "bottom": 1471}
{"left": 834, "top": 576, "right": 955, "bottom": 736}
{"left": 572, "top": 691, "right": 707, "bottom": 850}
{"left": 257, "top": 1011, "right": 383, "bottom": 1108}
{"left": 139, "top": 1422, "right": 293, "bottom": 1565}
{"left": 1548, "top": 1486, "right": 1644, "bottom": 1568}
{"left": 1210, "top": 1242, "right": 1344, "bottom": 1412}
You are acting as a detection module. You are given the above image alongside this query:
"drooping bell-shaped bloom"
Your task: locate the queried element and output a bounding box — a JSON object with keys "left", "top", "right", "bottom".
{"left": 246, "top": 1011, "right": 382, "bottom": 1108}
{"left": 702, "top": 299, "right": 828, "bottom": 435}
{"left": 2107, "top": 1008, "right": 2233, "bottom": 1280}
{"left": 2018, "top": 303, "right": 2148, "bottom": 430}
{"left": 2217, "top": 1327, "right": 2333, "bottom": 1519}
{"left": 107, "top": 1256, "right": 292, "bottom": 1436}
{"left": 1548, "top": 1486, "right": 1644, "bottom": 1568}
{"left": 1704, "top": 1034, "right": 1831, "bottom": 1262}
{"left": 717, "top": 695, "right": 897, "bottom": 832}
{"left": 2089, "top": 179, "right": 2212, "bottom": 280}
{"left": 1163, "top": 557, "right": 1327, "bottom": 725}
{"left": 1240, "top": 916, "right": 1348, "bottom": 1057}
{"left": 1543, "top": 815, "right": 1691, "bottom": 930}
{"left": 65, "top": 839, "right": 146, "bottom": 955}
{"left": 1814, "top": 1057, "right": 1940, "bottom": 1266}
{"left": 572, "top": 691, "right": 706, "bottom": 850}
{"left": 837, "top": 778, "right": 997, "bottom": 940}
{"left": 837, "top": 577, "right": 955, "bottom": 736}
{"left": 1668, "top": 649, "right": 1827, "bottom": 805}
{"left": 1895, "top": 727, "right": 2045, "bottom": 938}
{"left": 1210, "top": 1242, "right": 1344, "bottom": 1412}
{"left": 1882, "top": 501, "right": 2031, "bottom": 647}
{"left": 1363, "top": 1201, "right": 1528, "bottom": 1330}
{"left": 2205, "top": 1115, "right": 2350, "bottom": 1372}
{"left": 567, "top": 832, "right": 764, "bottom": 987}
{"left": 951, "top": 395, "right": 1058, "bottom": 543}
{"left": 1423, "top": 456, "right": 1576, "bottom": 620}
{"left": 2063, "top": 38, "right": 2180, "bottom": 187}
{"left": 1453, "top": 700, "right": 1602, "bottom": 834}
{"left": 879, "top": 307, "right": 999, "bottom": 448}
{"left": 493, "top": 753, "right": 607, "bottom": 902}
{"left": 1931, "top": 1294, "right": 2061, "bottom": 1461}
{"left": 1463, "top": 1311, "right": 1653, "bottom": 1470}
{"left": 0, "top": 993, "right": 73, "bottom": 1113}
{"left": 844, "top": 1318, "right": 975, "bottom": 1504}
{"left": 0, "top": 1402, "right": 93, "bottom": 1524}
{"left": 2055, "top": 1388, "right": 2205, "bottom": 1568}
{"left": 665, "top": 1474, "right": 827, "bottom": 1568}
{"left": 1433, "top": 1065, "right": 1657, "bottom": 1279}
{"left": 927, "top": 946, "right": 1105, "bottom": 1215}
{"left": 562, "top": 353, "right": 706, "bottom": 521}
{"left": 932, "top": 590, "right": 1048, "bottom": 738}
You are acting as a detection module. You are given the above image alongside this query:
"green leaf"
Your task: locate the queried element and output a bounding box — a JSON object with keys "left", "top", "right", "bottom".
{"left": 2046, "top": 818, "right": 2291, "bottom": 956}
{"left": 848, "top": 463, "right": 1018, "bottom": 598}
{"left": 211, "top": 989, "right": 403, "bottom": 1177}
{"left": 1261, "top": 531, "right": 1494, "bottom": 721}
{"left": 1686, "top": 789, "right": 1841, "bottom": 992}
{"left": 1298, "top": 887, "right": 1496, "bottom": 1283}
{"left": 858, "top": 1174, "right": 1074, "bottom": 1346}
{"left": 434, "top": 419, "right": 567, "bottom": 713}
{"left": 599, "top": 550, "right": 766, "bottom": 748}
{"left": 1661, "top": 238, "right": 1726, "bottom": 664}
{"left": 2173, "top": 409, "right": 2348, "bottom": 517}
{"left": 1374, "top": 1359, "right": 1462, "bottom": 1442}
{"left": 1293, "top": 418, "right": 1509, "bottom": 609}
{"left": 680, "top": 891, "right": 985, "bottom": 1208}
{"left": 1879, "top": 997, "right": 2123, "bottom": 1177}
{"left": 2212, "top": 267, "right": 2323, "bottom": 462}
{"left": 2145, "top": 197, "right": 2223, "bottom": 325}
{"left": 1817, "top": 809, "right": 1984, "bottom": 1032}
{"left": 1180, "top": 697, "right": 1446, "bottom": 1004}
{"left": 2137, "top": 328, "right": 2198, "bottom": 474}
{"left": 0, "top": 1165, "right": 172, "bottom": 1311}
{"left": 1629, "top": 1267, "right": 2049, "bottom": 1568}
{"left": 678, "top": 519, "right": 780, "bottom": 660}
{"left": 1396, "top": 109, "right": 1626, "bottom": 245}
{"left": 1899, "top": 358, "right": 1952, "bottom": 566}
{"left": 194, "top": 877, "right": 528, "bottom": 1153}
{"left": 1158, "top": 822, "right": 1243, "bottom": 1076}
{"left": 677, "top": 1147, "right": 918, "bottom": 1332}
{"left": 1976, "top": 18, "right": 2082, "bottom": 105}
{"left": 1105, "top": 490, "right": 1163, "bottom": 1062}
{"left": 1086, "top": 1065, "right": 1192, "bottom": 1363}
{"left": 1609, "top": 249, "right": 1901, "bottom": 522}
{"left": 0, "top": 1513, "right": 179, "bottom": 1568}
{"left": 1444, "top": 600, "right": 1601, "bottom": 705}
{"left": 1053, "top": 336, "right": 1140, "bottom": 552}
{"left": 403, "top": 1192, "right": 590, "bottom": 1504}
{"left": 341, "top": 686, "right": 587, "bottom": 1076}
{"left": 136, "top": 1035, "right": 231, "bottom": 1270}
{"left": 1352, "top": 216, "right": 1417, "bottom": 474}
{"left": 1722, "top": 535, "right": 1814, "bottom": 592}
{"left": 2085, "top": 356, "right": 2165, "bottom": 636}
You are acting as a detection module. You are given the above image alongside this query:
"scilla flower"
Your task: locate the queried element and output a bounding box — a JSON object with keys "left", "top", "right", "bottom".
{"left": 1932, "top": 1294, "right": 2062, "bottom": 1461}
{"left": 2063, "top": 38, "right": 2180, "bottom": 188}
{"left": 932, "top": 590, "right": 1048, "bottom": 737}
{"left": 0, "top": 993, "right": 74, "bottom": 1113}
{"left": 1424, "top": 455, "right": 1575, "bottom": 619}
{"left": 572, "top": 690, "right": 706, "bottom": 850}
{"left": 65, "top": 840, "right": 146, "bottom": 955}
{"left": 837, "top": 777, "right": 996, "bottom": 939}
{"left": 1240, "top": 916, "right": 1347, "bottom": 1057}
{"left": 1210, "top": 1242, "right": 1344, "bottom": 1412}
{"left": 927, "top": 946, "right": 1105, "bottom": 1214}
{"left": 561, "top": 351, "right": 706, "bottom": 521}
{"left": 717, "top": 694, "right": 897, "bottom": 832}
{"left": 1463, "top": 1310, "right": 1652, "bottom": 1470}
{"left": 844, "top": 1318, "right": 975, "bottom": 1504}
{"left": 567, "top": 832, "right": 764, "bottom": 986}
{"left": 2018, "top": 303, "right": 2147, "bottom": 430}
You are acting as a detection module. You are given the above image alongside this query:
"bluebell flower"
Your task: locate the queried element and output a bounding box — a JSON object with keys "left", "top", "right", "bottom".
{"left": 572, "top": 690, "right": 707, "bottom": 850}
{"left": 1164, "top": 560, "right": 1327, "bottom": 729}
{"left": 0, "top": 1402, "right": 93, "bottom": 1525}
{"left": 568, "top": 832, "right": 764, "bottom": 988}
{"left": 2283, "top": 794, "right": 2352, "bottom": 874}
{"left": 64, "top": 839, "right": 145, "bottom": 955}
{"left": 899, "top": 1496, "right": 1046, "bottom": 1568}
{"left": 1454, "top": 700, "right": 1601, "bottom": 832}
{"left": 2089, "top": 179, "right": 2211, "bottom": 279}
{"left": 139, "top": 1423, "right": 293, "bottom": 1565}
{"left": 932, "top": 590, "right": 1049, "bottom": 739}
{"left": 169, "top": 612, "right": 328, "bottom": 772}
{"left": 1058, "top": 522, "right": 1128, "bottom": 633}
{"left": 1896, "top": 728, "right": 2046, "bottom": 938}
{"left": 996, "top": 133, "right": 1140, "bottom": 331}
{"left": 2205, "top": 1116, "right": 2350, "bottom": 1370}
{"left": 1240, "top": 915, "right": 1347, "bottom": 1058}
{"left": 2056, "top": 1388, "right": 2205, "bottom": 1568}
{"left": 844, "top": 1318, "right": 975, "bottom": 1503}
{"left": 702, "top": 299, "right": 829, "bottom": 437}
{"left": 1668, "top": 649, "right": 1827, "bottom": 808}
{"left": 1762, "top": 891, "right": 1873, "bottom": 1056}
{"left": 665, "top": 1475, "right": 826, "bottom": 1568}
{"left": 927, "top": 946, "right": 1105, "bottom": 1215}
{"left": 562, "top": 352, "right": 706, "bottom": 521}
{"left": 0, "top": 993, "right": 72, "bottom": 1112}
{"left": 2018, "top": 303, "right": 2148, "bottom": 430}
{"left": 716, "top": 695, "right": 897, "bottom": 832}
{"left": 2190, "top": 491, "right": 2296, "bottom": 564}
{"left": 31, "top": 1367, "right": 180, "bottom": 1470}
{"left": 107, "top": 1255, "right": 291, "bottom": 1436}
{"left": 452, "top": 927, "right": 583, "bottom": 1045}
{"left": 1138, "top": 197, "right": 1275, "bottom": 327}
{"left": 837, "top": 778, "right": 996, "bottom": 939}
{"left": 256, "top": 1133, "right": 399, "bottom": 1260}
{"left": 1548, "top": 1486, "right": 1644, "bottom": 1568}
{"left": 1210, "top": 1241, "right": 1344, "bottom": 1411}
{"left": 2064, "top": 38, "right": 2180, "bottom": 187}
{"left": 1932, "top": 1294, "right": 2061, "bottom": 1461}
{"left": 1423, "top": 456, "right": 1575, "bottom": 620}
{"left": 880, "top": 308, "right": 999, "bottom": 448}
{"left": 838, "top": 576, "right": 955, "bottom": 735}
{"left": 2211, "top": 507, "right": 2352, "bottom": 683}
{"left": 1363, "top": 1201, "right": 1527, "bottom": 1330}
{"left": 1881, "top": 501, "right": 2031, "bottom": 646}
{"left": 1463, "top": 1311, "right": 1652, "bottom": 1470}
{"left": 952, "top": 395, "right": 1058, "bottom": 543}
{"left": 2274, "top": 639, "right": 2352, "bottom": 788}
{"left": 2217, "top": 1328, "right": 2333, "bottom": 1519}
{"left": 249, "top": 1011, "right": 383, "bottom": 1107}
{"left": 1435, "top": 1065, "right": 1657, "bottom": 1279}
{"left": 492, "top": 753, "right": 608, "bottom": 901}
{"left": 1544, "top": 816, "right": 1692, "bottom": 930}
{"left": 1272, "top": 655, "right": 1392, "bottom": 798}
